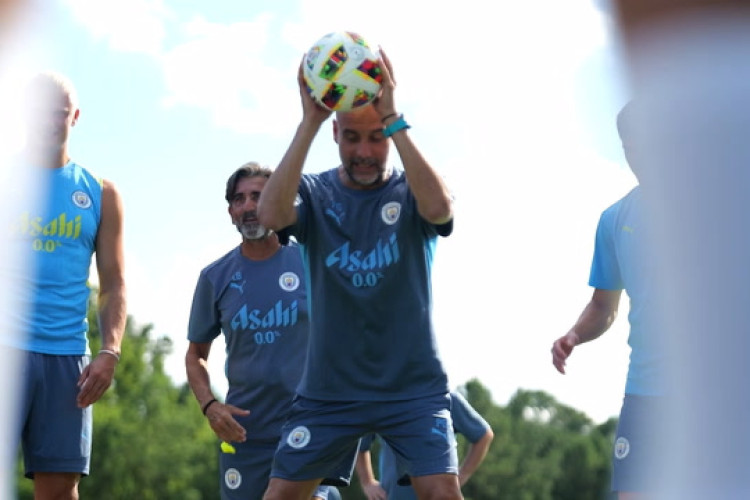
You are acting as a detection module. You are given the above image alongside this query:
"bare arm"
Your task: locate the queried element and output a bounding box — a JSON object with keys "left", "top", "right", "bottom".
{"left": 77, "top": 179, "right": 127, "bottom": 408}
{"left": 185, "top": 341, "right": 250, "bottom": 443}
{"left": 458, "top": 428, "right": 494, "bottom": 486}
{"left": 389, "top": 123, "right": 453, "bottom": 225}
{"left": 258, "top": 61, "right": 332, "bottom": 232}
{"left": 185, "top": 341, "right": 216, "bottom": 415}
{"left": 375, "top": 48, "right": 453, "bottom": 225}
{"left": 355, "top": 450, "right": 387, "bottom": 500}
{"left": 551, "top": 288, "right": 623, "bottom": 374}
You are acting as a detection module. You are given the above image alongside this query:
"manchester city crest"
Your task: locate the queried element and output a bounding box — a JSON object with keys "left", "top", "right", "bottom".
{"left": 287, "top": 426, "right": 311, "bottom": 449}
{"left": 279, "top": 272, "right": 300, "bottom": 292}
{"left": 381, "top": 201, "right": 401, "bottom": 225}
{"left": 224, "top": 468, "right": 242, "bottom": 490}
{"left": 72, "top": 190, "right": 92, "bottom": 209}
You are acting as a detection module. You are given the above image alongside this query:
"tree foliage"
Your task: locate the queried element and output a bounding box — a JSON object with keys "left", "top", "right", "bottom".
{"left": 347, "top": 381, "right": 616, "bottom": 500}
{"left": 15, "top": 294, "right": 218, "bottom": 499}
{"left": 461, "top": 383, "right": 615, "bottom": 500}
{"left": 79, "top": 317, "right": 217, "bottom": 499}
{"left": 15, "top": 298, "right": 617, "bottom": 499}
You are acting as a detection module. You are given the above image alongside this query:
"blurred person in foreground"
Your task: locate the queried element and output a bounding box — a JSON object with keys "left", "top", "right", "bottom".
{"left": 558, "top": 1, "right": 750, "bottom": 491}
{"left": 257, "top": 47, "right": 460, "bottom": 499}
{"left": 551, "top": 102, "right": 665, "bottom": 500}
{"left": 0, "top": 0, "right": 25, "bottom": 46}
{"left": 185, "top": 162, "right": 339, "bottom": 500}
{"left": 611, "top": 0, "right": 750, "bottom": 497}
{"left": 4, "top": 71, "right": 127, "bottom": 499}
{"left": 356, "top": 390, "right": 494, "bottom": 500}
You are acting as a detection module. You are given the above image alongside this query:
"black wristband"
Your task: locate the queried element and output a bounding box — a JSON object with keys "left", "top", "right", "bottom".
{"left": 381, "top": 112, "right": 398, "bottom": 123}
{"left": 383, "top": 114, "right": 410, "bottom": 137}
{"left": 201, "top": 398, "right": 218, "bottom": 415}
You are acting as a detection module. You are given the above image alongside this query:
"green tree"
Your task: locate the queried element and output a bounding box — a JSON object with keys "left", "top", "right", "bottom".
{"left": 80, "top": 318, "right": 218, "bottom": 499}
{"left": 344, "top": 381, "right": 614, "bottom": 500}
{"left": 480, "top": 387, "right": 614, "bottom": 500}
{"left": 15, "top": 296, "right": 615, "bottom": 499}
{"left": 16, "top": 293, "right": 220, "bottom": 499}
{"left": 342, "top": 381, "right": 615, "bottom": 500}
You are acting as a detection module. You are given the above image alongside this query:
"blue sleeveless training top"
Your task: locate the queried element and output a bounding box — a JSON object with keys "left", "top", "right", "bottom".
{"left": 9, "top": 162, "right": 102, "bottom": 354}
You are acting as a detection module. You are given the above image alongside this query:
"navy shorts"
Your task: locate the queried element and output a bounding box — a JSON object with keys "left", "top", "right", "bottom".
{"left": 218, "top": 438, "right": 338, "bottom": 499}
{"left": 271, "top": 393, "right": 457, "bottom": 485}
{"left": 612, "top": 394, "right": 669, "bottom": 493}
{"left": 20, "top": 352, "right": 92, "bottom": 478}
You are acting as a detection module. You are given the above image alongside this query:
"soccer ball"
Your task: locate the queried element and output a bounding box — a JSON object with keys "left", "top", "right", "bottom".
{"left": 302, "top": 31, "right": 383, "bottom": 112}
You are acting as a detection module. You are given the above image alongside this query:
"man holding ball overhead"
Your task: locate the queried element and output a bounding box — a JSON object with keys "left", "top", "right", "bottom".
{"left": 258, "top": 45, "right": 462, "bottom": 500}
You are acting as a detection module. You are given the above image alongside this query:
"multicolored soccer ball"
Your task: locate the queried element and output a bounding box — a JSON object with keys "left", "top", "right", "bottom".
{"left": 302, "top": 31, "right": 383, "bottom": 112}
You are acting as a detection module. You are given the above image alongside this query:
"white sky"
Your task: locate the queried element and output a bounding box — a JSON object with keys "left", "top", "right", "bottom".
{"left": 3, "top": 0, "right": 637, "bottom": 424}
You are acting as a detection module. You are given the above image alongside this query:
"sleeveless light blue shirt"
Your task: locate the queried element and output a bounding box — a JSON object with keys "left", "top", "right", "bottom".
{"left": 10, "top": 162, "right": 102, "bottom": 354}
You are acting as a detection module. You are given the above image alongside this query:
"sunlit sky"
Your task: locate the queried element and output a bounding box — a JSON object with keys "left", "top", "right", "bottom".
{"left": 2, "top": 0, "right": 636, "bottom": 424}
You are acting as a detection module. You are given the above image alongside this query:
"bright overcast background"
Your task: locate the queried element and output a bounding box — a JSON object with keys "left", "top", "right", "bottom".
{"left": 2, "top": 0, "right": 635, "bottom": 424}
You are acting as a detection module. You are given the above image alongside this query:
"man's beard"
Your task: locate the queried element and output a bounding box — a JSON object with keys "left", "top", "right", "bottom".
{"left": 344, "top": 156, "right": 385, "bottom": 187}
{"left": 235, "top": 218, "right": 270, "bottom": 240}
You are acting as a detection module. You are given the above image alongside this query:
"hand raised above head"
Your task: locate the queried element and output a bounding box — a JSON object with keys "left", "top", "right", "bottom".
{"left": 297, "top": 56, "right": 332, "bottom": 125}
{"left": 372, "top": 46, "right": 397, "bottom": 120}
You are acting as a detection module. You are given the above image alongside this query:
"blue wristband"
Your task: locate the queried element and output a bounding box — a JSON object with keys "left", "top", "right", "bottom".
{"left": 383, "top": 114, "right": 410, "bottom": 137}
